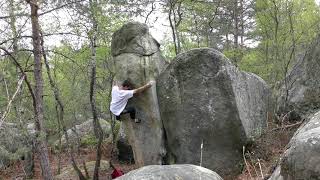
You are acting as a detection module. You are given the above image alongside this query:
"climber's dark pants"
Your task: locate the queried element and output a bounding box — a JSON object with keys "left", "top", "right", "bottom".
{"left": 116, "top": 106, "right": 136, "bottom": 120}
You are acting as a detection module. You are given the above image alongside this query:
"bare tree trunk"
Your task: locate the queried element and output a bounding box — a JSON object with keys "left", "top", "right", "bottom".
{"left": 88, "top": 0, "right": 104, "bottom": 179}
{"left": 168, "top": 0, "right": 182, "bottom": 55}
{"left": 207, "top": 0, "right": 222, "bottom": 48}
{"left": 55, "top": 104, "right": 62, "bottom": 175}
{"left": 40, "top": 31, "right": 86, "bottom": 180}
{"left": 26, "top": 0, "right": 53, "bottom": 179}
{"left": 168, "top": 0, "right": 178, "bottom": 55}
{"left": 0, "top": 75, "right": 24, "bottom": 126}
{"left": 240, "top": 0, "right": 244, "bottom": 46}
{"left": 174, "top": 1, "right": 182, "bottom": 54}
{"left": 72, "top": 113, "right": 90, "bottom": 179}
{"left": 9, "top": 0, "right": 18, "bottom": 53}
{"left": 271, "top": 0, "right": 279, "bottom": 63}
{"left": 193, "top": 13, "right": 200, "bottom": 48}
{"left": 284, "top": 0, "right": 296, "bottom": 106}
{"left": 9, "top": 0, "right": 24, "bottom": 129}
{"left": 233, "top": 0, "right": 239, "bottom": 63}
{"left": 144, "top": 2, "right": 155, "bottom": 23}
{"left": 233, "top": 0, "right": 239, "bottom": 49}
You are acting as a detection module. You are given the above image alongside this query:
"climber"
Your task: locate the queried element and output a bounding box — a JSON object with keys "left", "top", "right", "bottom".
{"left": 110, "top": 79, "right": 154, "bottom": 123}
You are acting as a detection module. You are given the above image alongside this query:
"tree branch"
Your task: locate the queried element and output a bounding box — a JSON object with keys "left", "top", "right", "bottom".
{"left": 0, "top": 75, "right": 25, "bottom": 127}
{"left": 38, "top": 0, "right": 87, "bottom": 16}
{"left": 0, "top": 47, "right": 35, "bottom": 103}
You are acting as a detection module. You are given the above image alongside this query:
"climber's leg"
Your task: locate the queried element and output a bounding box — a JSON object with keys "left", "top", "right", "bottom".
{"left": 119, "top": 106, "right": 140, "bottom": 123}
{"left": 122, "top": 106, "right": 136, "bottom": 119}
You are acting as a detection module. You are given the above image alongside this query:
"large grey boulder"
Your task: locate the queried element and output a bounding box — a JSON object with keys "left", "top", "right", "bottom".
{"left": 157, "top": 48, "right": 271, "bottom": 176}
{"left": 269, "top": 110, "right": 320, "bottom": 180}
{"left": 116, "top": 164, "right": 223, "bottom": 180}
{"left": 277, "top": 36, "right": 320, "bottom": 118}
{"left": 111, "top": 22, "right": 167, "bottom": 166}
{"left": 54, "top": 119, "right": 111, "bottom": 149}
{"left": 111, "top": 22, "right": 160, "bottom": 56}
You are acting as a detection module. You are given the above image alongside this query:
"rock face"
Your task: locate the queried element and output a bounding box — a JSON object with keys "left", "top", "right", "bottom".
{"left": 277, "top": 36, "right": 320, "bottom": 118}
{"left": 269, "top": 110, "right": 320, "bottom": 180}
{"left": 116, "top": 164, "right": 223, "bottom": 180}
{"left": 111, "top": 22, "right": 167, "bottom": 166}
{"left": 54, "top": 119, "right": 111, "bottom": 148}
{"left": 117, "top": 124, "right": 134, "bottom": 163}
{"left": 157, "top": 48, "right": 271, "bottom": 175}
{"left": 111, "top": 22, "right": 160, "bottom": 57}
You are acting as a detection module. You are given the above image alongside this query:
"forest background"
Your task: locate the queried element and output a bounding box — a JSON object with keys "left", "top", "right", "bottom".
{"left": 1, "top": 0, "right": 320, "bottom": 179}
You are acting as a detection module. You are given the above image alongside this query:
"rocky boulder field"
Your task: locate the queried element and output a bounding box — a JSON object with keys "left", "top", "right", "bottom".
{"left": 111, "top": 22, "right": 271, "bottom": 178}
{"left": 1, "top": 22, "right": 320, "bottom": 180}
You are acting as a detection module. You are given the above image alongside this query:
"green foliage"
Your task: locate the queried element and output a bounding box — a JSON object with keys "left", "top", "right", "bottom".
{"left": 39, "top": 4, "right": 127, "bottom": 133}
{"left": 223, "top": 48, "right": 246, "bottom": 65}
{"left": 161, "top": 41, "right": 178, "bottom": 61}
{"left": 80, "top": 135, "right": 98, "bottom": 147}
{"left": 238, "top": 50, "right": 272, "bottom": 81}
{"left": 0, "top": 51, "right": 34, "bottom": 124}
{"left": 239, "top": 0, "right": 320, "bottom": 86}
{"left": 43, "top": 43, "right": 112, "bottom": 131}
{"left": 178, "top": 0, "right": 215, "bottom": 49}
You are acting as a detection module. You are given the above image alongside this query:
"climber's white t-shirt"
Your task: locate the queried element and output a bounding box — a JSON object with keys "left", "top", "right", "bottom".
{"left": 110, "top": 86, "right": 134, "bottom": 116}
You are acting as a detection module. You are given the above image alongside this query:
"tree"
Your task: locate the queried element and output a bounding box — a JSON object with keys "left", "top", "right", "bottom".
{"left": 25, "top": 0, "right": 53, "bottom": 179}
{"left": 167, "top": 0, "right": 183, "bottom": 55}
{"left": 239, "top": 0, "right": 320, "bottom": 86}
{"left": 41, "top": 31, "right": 87, "bottom": 179}
{"left": 86, "top": 0, "right": 104, "bottom": 178}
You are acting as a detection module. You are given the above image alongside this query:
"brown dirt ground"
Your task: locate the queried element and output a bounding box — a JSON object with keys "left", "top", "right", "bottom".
{"left": 0, "top": 120, "right": 300, "bottom": 180}
{"left": 0, "top": 143, "right": 137, "bottom": 180}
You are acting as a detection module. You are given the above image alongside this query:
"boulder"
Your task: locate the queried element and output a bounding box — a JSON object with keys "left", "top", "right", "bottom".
{"left": 116, "top": 164, "right": 223, "bottom": 180}
{"left": 55, "top": 160, "right": 109, "bottom": 180}
{"left": 111, "top": 22, "right": 167, "bottom": 166}
{"left": 117, "top": 123, "right": 134, "bottom": 163}
{"left": 111, "top": 22, "right": 160, "bottom": 56}
{"left": 157, "top": 48, "right": 271, "bottom": 176}
{"left": 277, "top": 36, "right": 320, "bottom": 119}
{"left": 54, "top": 119, "right": 111, "bottom": 149}
{"left": 269, "top": 110, "right": 320, "bottom": 180}
{"left": 0, "top": 123, "right": 32, "bottom": 169}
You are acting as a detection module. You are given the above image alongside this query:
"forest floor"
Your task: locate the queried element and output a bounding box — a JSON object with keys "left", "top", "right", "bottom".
{"left": 0, "top": 143, "right": 137, "bottom": 180}
{"left": 0, "top": 120, "right": 300, "bottom": 180}
{"left": 232, "top": 119, "right": 300, "bottom": 180}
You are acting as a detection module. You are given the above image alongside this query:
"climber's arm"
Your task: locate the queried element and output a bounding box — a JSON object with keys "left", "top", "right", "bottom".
{"left": 133, "top": 81, "right": 154, "bottom": 95}
{"left": 112, "top": 80, "right": 118, "bottom": 86}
